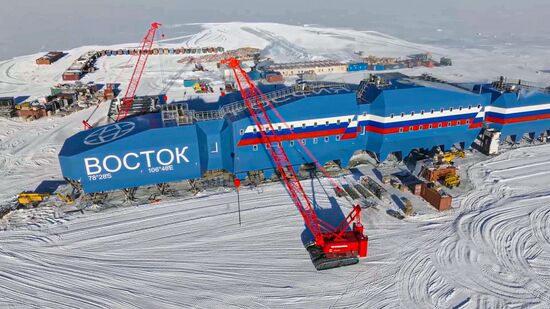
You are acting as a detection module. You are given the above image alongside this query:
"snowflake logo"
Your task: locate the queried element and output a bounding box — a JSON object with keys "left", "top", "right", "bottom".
{"left": 84, "top": 122, "right": 136, "bottom": 146}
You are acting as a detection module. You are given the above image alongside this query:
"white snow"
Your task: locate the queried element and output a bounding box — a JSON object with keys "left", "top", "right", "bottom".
{"left": 0, "top": 22, "right": 550, "bottom": 308}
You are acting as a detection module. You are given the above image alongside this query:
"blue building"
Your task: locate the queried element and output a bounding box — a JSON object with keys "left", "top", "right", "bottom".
{"left": 479, "top": 78, "right": 550, "bottom": 142}
{"left": 58, "top": 75, "right": 550, "bottom": 193}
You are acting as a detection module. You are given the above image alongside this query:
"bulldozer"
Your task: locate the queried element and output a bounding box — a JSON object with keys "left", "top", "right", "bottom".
{"left": 17, "top": 192, "right": 50, "bottom": 207}
{"left": 444, "top": 174, "right": 461, "bottom": 188}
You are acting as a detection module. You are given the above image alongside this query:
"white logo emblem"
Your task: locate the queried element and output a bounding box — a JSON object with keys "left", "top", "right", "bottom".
{"left": 84, "top": 122, "right": 136, "bottom": 145}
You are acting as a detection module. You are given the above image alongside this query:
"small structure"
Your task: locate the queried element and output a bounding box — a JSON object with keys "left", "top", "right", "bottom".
{"left": 266, "top": 60, "right": 348, "bottom": 77}
{"left": 62, "top": 50, "right": 100, "bottom": 81}
{"left": 36, "top": 51, "right": 65, "bottom": 65}
{"left": 348, "top": 63, "right": 369, "bottom": 72}
{"left": 417, "top": 183, "right": 452, "bottom": 211}
{"left": 440, "top": 57, "right": 452, "bottom": 66}
{"left": 15, "top": 102, "right": 48, "bottom": 120}
{"left": 480, "top": 128, "right": 501, "bottom": 155}
{"left": 62, "top": 71, "right": 82, "bottom": 81}
{"left": 421, "top": 165, "right": 457, "bottom": 182}
{"left": 0, "top": 96, "right": 16, "bottom": 117}
{"left": 265, "top": 72, "right": 284, "bottom": 83}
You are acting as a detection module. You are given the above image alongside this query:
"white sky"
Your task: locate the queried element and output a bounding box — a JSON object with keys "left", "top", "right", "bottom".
{"left": 0, "top": 0, "right": 549, "bottom": 60}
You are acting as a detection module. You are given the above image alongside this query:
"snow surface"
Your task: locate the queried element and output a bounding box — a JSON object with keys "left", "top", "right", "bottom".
{"left": 1, "top": 144, "right": 550, "bottom": 308}
{"left": 0, "top": 22, "right": 550, "bottom": 308}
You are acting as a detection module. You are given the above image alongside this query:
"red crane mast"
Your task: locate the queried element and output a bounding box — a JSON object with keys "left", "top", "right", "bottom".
{"left": 116, "top": 22, "right": 161, "bottom": 122}
{"left": 222, "top": 57, "right": 368, "bottom": 270}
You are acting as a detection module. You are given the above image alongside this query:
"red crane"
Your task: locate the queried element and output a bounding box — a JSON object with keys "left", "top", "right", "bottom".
{"left": 116, "top": 22, "right": 161, "bottom": 122}
{"left": 221, "top": 57, "right": 368, "bottom": 270}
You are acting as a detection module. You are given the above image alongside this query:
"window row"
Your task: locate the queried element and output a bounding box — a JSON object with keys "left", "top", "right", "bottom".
{"left": 239, "top": 118, "right": 353, "bottom": 135}
{"left": 389, "top": 105, "right": 482, "bottom": 118}
{"left": 398, "top": 119, "right": 470, "bottom": 133}
{"left": 251, "top": 136, "right": 341, "bottom": 151}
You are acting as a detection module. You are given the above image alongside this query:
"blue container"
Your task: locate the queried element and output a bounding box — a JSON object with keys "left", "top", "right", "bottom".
{"left": 347, "top": 63, "right": 368, "bottom": 72}
{"left": 247, "top": 70, "right": 261, "bottom": 81}
{"left": 184, "top": 79, "right": 198, "bottom": 87}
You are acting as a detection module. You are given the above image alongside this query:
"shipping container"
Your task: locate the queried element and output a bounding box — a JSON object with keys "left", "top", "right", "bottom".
{"left": 184, "top": 79, "right": 199, "bottom": 87}
{"left": 347, "top": 63, "right": 368, "bottom": 72}
{"left": 266, "top": 73, "right": 284, "bottom": 83}
{"left": 420, "top": 183, "right": 452, "bottom": 211}
{"left": 247, "top": 70, "right": 261, "bottom": 81}
{"left": 36, "top": 51, "right": 65, "bottom": 65}
{"left": 62, "top": 72, "right": 82, "bottom": 81}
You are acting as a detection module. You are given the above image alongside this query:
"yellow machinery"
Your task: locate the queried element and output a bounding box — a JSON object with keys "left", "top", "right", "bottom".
{"left": 434, "top": 150, "right": 465, "bottom": 164}
{"left": 453, "top": 150, "right": 466, "bottom": 158}
{"left": 17, "top": 192, "right": 50, "bottom": 205}
{"left": 56, "top": 193, "right": 74, "bottom": 204}
{"left": 444, "top": 175, "right": 461, "bottom": 188}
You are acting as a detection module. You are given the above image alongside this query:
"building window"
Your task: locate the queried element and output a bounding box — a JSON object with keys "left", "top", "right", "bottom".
{"left": 337, "top": 120, "right": 341, "bottom": 125}
{"left": 431, "top": 109, "right": 434, "bottom": 114}
{"left": 419, "top": 125, "right": 423, "bottom": 130}
{"left": 313, "top": 138, "right": 318, "bottom": 144}
{"left": 399, "top": 127, "right": 403, "bottom": 133}
{"left": 348, "top": 118, "right": 352, "bottom": 123}
{"left": 301, "top": 139, "right": 306, "bottom": 145}
{"left": 290, "top": 140, "right": 295, "bottom": 147}
{"left": 401, "top": 112, "right": 404, "bottom": 117}
{"left": 253, "top": 145, "right": 258, "bottom": 151}
{"left": 278, "top": 126, "right": 282, "bottom": 131}
{"left": 450, "top": 107, "right": 453, "bottom": 112}
{"left": 456, "top": 120, "right": 461, "bottom": 125}
{"left": 326, "top": 121, "right": 330, "bottom": 126}
{"left": 459, "top": 106, "right": 462, "bottom": 111}
{"left": 421, "top": 110, "right": 424, "bottom": 115}
{"left": 239, "top": 129, "right": 244, "bottom": 135}
{"left": 440, "top": 108, "right": 444, "bottom": 113}
{"left": 477, "top": 104, "right": 481, "bottom": 109}
{"left": 466, "top": 119, "right": 470, "bottom": 124}
{"left": 429, "top": 124, "right": 433, "bottom": 129}
{"left": 447, "top": 121, "right": 451, "bottom": 126}
{"left": 438, "top": 123, "right": 442, "bottom": 128}
{"left": 468, "top": 105, "right": 472, "bottom": 109}
{"left": 409, "top": 126, "right": 414, "bottom": 131}
{"left": 314, "top": 122, "right": 317, "bottom": 127}
{"left": 335, "top": 135, "right": 341, "bottom": 141}
{"left": 390, "top": 113, "right": 394, "bottom": 118}
{"left": 302, "top": 123, "right": 306, "bottom": 128}
{"left": 411, "top": 112, "right": 415, "bottom": 116}
{"left": 324, "top": 136, "right": 329, "bottom": 142}
{"left": 290, "top": 124, "right": 294, "bottom": 130}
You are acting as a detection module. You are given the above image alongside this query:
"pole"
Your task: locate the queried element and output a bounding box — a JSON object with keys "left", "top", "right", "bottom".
{"left": 233, "top": 178, "right": 242, "bottom": 226}
{"left": 237, "top": 188, "right": 241, "bottom": 226}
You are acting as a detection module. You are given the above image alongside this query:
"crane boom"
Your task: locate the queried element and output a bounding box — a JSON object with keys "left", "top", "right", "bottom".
{"left": 116, "top": 22, "right": 161, "bottom": 121}
{"left": 222, "top": 57, "right": 368, "bottom": 270}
